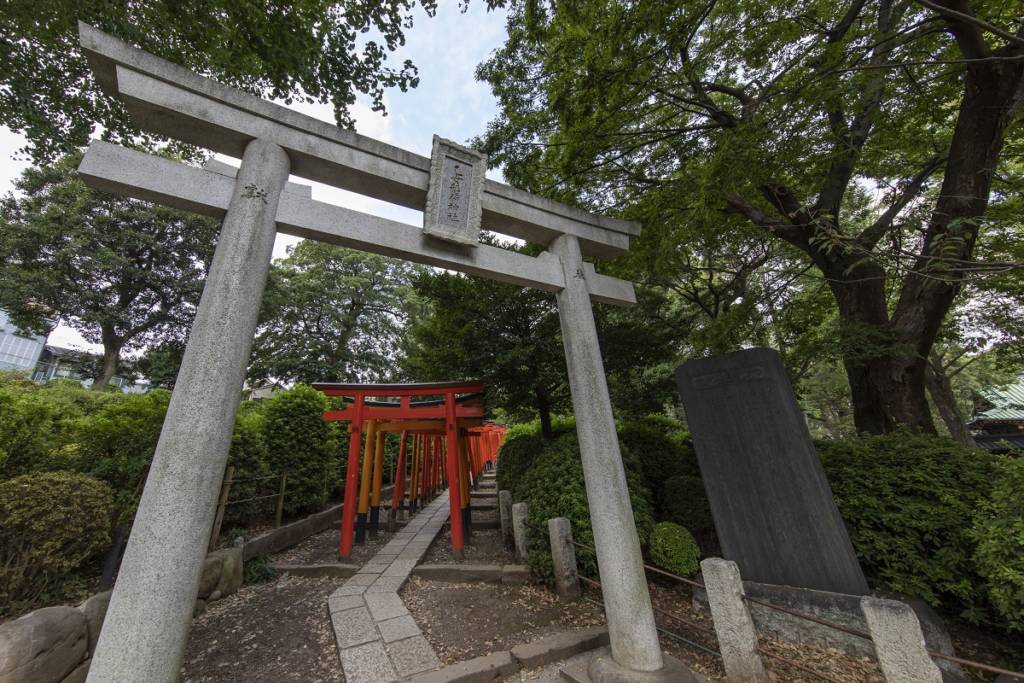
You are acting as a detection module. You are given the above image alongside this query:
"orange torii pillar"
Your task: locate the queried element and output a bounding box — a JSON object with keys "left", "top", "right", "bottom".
{"left": 355, "top": 419, "right": 377, "bottom": 544}
{"left": 339, "top": 395, "right": 366, "bottom": 559}
{"left": 369, "top": 428, "right": 385, "bottom": 536}
{"left": 409, "top": 434, "right": 421, "bottom": 514}
{"left": 444, "top": 394, "right": 467, "bottom": 555}
{"left": 389, "top": 430, "right": 409, "bottom": 529}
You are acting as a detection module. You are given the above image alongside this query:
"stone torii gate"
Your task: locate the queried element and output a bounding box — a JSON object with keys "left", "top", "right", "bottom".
{"left": 75, "top": 23, "right": 684, "bottom": 683}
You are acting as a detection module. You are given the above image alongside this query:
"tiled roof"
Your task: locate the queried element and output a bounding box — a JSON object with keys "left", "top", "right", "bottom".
{"left": 972, "top": 377, "right": 1024, "bottom": 424}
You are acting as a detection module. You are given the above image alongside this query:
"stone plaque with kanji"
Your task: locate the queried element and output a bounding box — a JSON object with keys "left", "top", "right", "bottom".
{"left": 423, "top": 135, "right": 486, "bottom": 246}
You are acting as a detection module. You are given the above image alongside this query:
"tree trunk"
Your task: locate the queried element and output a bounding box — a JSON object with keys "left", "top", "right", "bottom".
{"left": 93, "top": 327, "right": 121, "bottom": 391}
{"left": 925, "top": 352, "right": 975, "bottom": 447}
{"left": 828, "top": 261, "right": 937, "bottom": 435}
{"left": 535, "top": 386, "right": 554, "bottom": 439}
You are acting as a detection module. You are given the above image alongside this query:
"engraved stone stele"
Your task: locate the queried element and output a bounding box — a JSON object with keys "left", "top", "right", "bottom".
{"left": 676, "top": 347, "right": 869, "bottom": 596}
{"left": 423, "top": 135, "right": 486, "bottom": 246}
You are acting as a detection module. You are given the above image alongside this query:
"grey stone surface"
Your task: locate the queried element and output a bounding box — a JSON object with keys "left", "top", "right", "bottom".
{"left": 84, "top": 138, "right": 290, "bottom": 683}
{"left": 383, "top": 559, "right": 418, "bottom": 577}
{"left": 499, "top": 490, "right": 514, "bottom": 549}
{"left": 79, "top": 141, "right": 635, "bottom": 306}
{"left": 502, "top": 565, "right": 531, "bottom": 585}
{"left": 861, "top": 597, "right": 943, "bottom": 683}
{"left": 412, "top": 564, "right": 503, "bottom": 583}
{"left": 242, "top": 503, "right": 340, "bottom": 560}
{"left": 339, "top": 641, "right": 399, "bottom": 683}
{"left": 510, "top": 626, "right": 609, "bottom": 669}
{"left": 548, "top": 517, "right": 582, "bottom": 600}
{"left": 365, "top": 593, "right": 409, "bottom": 622}
{"left": 210, "top": 546, "right": 243, "bottom": 597}
{"left": 676, "top": 348, "right": 868, "bottom": 595}
{"left": 79, "top": 23, "right": 638, "bottom": 261}
{"left": 700, "top": 559, "right": 767, "bottom": 683}
{"left": 0, "top": 606, "right": 88, "bottom": 683}
{"left": 335, "top": 583, "right": 370, "bottom": 597}
{"left": 349, "top": 573, "right": 382, "bottom": 587}
{"left": 561, "top": 648, "right": 704, "bottom": 683}
{"left": 329, "top": 595, "right": 367, "bottom": 614}
{"left": 386, "top": 636, "right": 441, "bottom": 678}
{"left": 332, "top": 606, "right": 379, "bottom": 649}
{"left": 61, "top": 659, "right": 90, "bottom": 683}
{"left": 423, "top": 135, "right": 485, "bottom": 246}
{"left": 512, "top": 502, "right": 529, "bottom": 563}
{"left": 367, "top": 576, "right": 407, "bottom": 593}
{"left": 77, "top": 591, "right": 111, "bottom": 654}
{"left": 406, "top": 650, "right": 518, "bottom": 683}
{"left": 552, "top": 234, "right": 664, "bottom": 676}
{"left": 377, "top": 615, "right": 421, "bottom": 644}
{"left": 691, "top": 579, "right": 965, "bottom": 680}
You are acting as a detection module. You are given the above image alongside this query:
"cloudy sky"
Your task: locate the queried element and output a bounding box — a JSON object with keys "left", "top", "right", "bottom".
{"left": 0, "top": 0, "right": 510, "bottom": 353}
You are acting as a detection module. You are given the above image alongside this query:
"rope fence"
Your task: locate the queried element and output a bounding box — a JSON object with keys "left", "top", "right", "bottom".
{"left": 208, "top": 466, "right": 288, "bottom": 551}
{"left": 571, "top": 540, "right": 1024, "bottom": 681}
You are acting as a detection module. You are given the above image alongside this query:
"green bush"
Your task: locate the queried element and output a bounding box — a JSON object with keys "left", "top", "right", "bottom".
{"left": 74, "top": 390, "right": 171, "bottom": 526}
{"left": 649, "top": 522, "right": 700, "bottom": 576}
{"left": 223, "top": 402, "right": 273, "bottom": 527}
{"left": 972, "top": 456, "right": 1024, "bottom": 631}
{"left": 514, "top": 430, "right": 655, "bottom": 583}
{"left": 660, "top": 475, "right": 715, "bottom": 537}
{"left": 818, "top": 431, "right": 998, "bottom": 619}
{"left": 0, "top": 471, "right": 113, "bottom": 612}
{"left": 262, "top": 385, "right": 337, "bottom": 515}
{"left": 617, "top": 417, "right": 698, "bottom": 519}
{"left": 496, "top": 431, "right": 546, "bottom": 501}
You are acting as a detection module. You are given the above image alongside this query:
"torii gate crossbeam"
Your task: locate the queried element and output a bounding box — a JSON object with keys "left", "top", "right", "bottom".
{"left": 75, "top": 22, "right": 683, "bottom": 683}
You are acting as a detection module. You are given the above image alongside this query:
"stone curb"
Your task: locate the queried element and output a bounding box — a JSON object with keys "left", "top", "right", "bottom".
{"left": 271, "top": 563, "right": 360, "bottom": 578}
{"left": 405, "top": 627, "right": 609, "bottom": 683}
{"left": 411, "top": 564, "right": 503, "bottom": 583}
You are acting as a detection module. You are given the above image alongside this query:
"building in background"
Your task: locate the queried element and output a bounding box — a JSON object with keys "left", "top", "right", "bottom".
{"left": 0, "top": 309, "right": 47, "bottom": 372}
{"left": 970, "top": 378, "right": 1024, "bottom": 453}
{"left": 32, "top": 344, "right": 148, "bottom": 392}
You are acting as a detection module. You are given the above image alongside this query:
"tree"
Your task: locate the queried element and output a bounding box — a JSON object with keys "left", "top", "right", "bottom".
{"left": 403, "top": 239, "right": 683, "bottom": 435}
{"left": 247, "top": 240, "right": 422, "bottom": 385}
{"left": 137, "top": 341, "right": 186, "bottom": 390}
{"left": 0, "top": 0, "right": 438, "bottom": 162}
{"left": 477, "top": 0, "right": 1024, "bottom": 434}
{"left": 0, "top": 153, "right": 219, "bottom": 389}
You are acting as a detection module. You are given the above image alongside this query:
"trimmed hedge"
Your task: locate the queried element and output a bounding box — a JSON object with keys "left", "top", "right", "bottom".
{"left": 972, "top": 456, "right": 1024, "bottom": 631}
{"left": 0, "top": 471, "right": 113, "bottom": 613}
{"left": 649, "top": 522, "right": 700, "bottom": 576}
{"left": 512, "top": 430, "right": 655, "bottom": 583}
{"left": 818, "top": 431, "right": 998, "bottom": 620}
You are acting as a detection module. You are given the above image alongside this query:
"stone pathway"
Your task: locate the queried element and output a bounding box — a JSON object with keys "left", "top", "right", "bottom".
{"left": 328, "top": 494, "right": 450, "bottom": 683}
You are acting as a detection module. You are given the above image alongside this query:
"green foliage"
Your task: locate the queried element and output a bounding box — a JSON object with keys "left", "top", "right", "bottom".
{"left": 0, "top": 471, "right": 112, "bottom": 612}
{"left": 659, "top": 475, "right": 715, "bottom": 544}
{"left": 74, "top": 390, "right": 171, "bottom": 527}
{"left": 137, "top": 341, "right": 185, "bottom": 389}
{"left": 495, "top": 432, "right": 546, "bottom": 502}
{"left": 223, "top": 402, "right": 274, "bottom": 528}
{"left": 972, "top": 456, "right": 1024, "bottom": 631}
{"left": 262, "top": 385, "right": 337, "bottom": 515}
{"left": 243, "top": 556, "right": 277, "bottom": 585}
{"left": 649, "top": 522, "right": 700, "bottom": 577}
{"left": 0, "top": 154, "right": 219, "bottom": 388}
{"left": 1, "top": 1, "right": 438, "bottom": 162}
{"left": 250, "top": 241, "right": 424, "bottom": 385}
{"left": 507, "top": 430, "right": 654, "bottom": 584}
{"left": 819, "top": 431, "right": 998, "bottom": 620}
{"left": 617, "top": 417, "right": 694, "bottom": 511}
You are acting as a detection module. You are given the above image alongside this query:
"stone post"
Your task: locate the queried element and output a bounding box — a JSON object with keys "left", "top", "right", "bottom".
{"left": 499, "top": 490, "right": 514, "bottom": 550}
{"left": 551, "top": 234, "right": 671, "bottom": 680}
{"left": 861, "top": 597, "right": 943, "bottom": 683}
{"left": 512, "top": 502, "right": 529, "bottom": 563}
{"left": 700, "top": 558, "right": 768, "bottom": 683}
{"left": 548, "top": 517, "right": 581, "bottom": 600}
{"left": 86, "top": 139, "right": 290, "bottom": 683}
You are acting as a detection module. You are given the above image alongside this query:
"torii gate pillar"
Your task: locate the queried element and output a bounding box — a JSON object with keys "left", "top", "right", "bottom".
{"left": 86, "top": 139, "right": 289, "bottom": 683}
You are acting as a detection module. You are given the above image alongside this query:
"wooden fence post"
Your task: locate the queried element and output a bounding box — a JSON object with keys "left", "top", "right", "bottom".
{"left": 208, "top": 465, "right": 235, "bottom": 552}
{"left": 275, "top": 472, "right": 288, "bottom": 528}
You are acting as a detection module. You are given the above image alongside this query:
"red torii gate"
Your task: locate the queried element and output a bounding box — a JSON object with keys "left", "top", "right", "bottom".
{"left": 313, "top": 381, "right": 504, "bottom": 558}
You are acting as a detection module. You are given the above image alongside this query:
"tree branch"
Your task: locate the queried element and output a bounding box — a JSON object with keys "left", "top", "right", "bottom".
{"left": 857, "top": 156, "right": 946, "bottom": 249}
{"left": 916, "top": 0, "right": 1023, "bottom": 53}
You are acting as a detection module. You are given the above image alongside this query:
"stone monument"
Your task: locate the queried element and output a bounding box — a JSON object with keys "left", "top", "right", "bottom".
{"left": 676, "top": 347, "right": 868, "bottom": 595}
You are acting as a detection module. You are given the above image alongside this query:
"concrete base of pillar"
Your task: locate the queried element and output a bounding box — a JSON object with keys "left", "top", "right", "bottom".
{"left": 560, "top": 648, "right": 703, "bottom": 683}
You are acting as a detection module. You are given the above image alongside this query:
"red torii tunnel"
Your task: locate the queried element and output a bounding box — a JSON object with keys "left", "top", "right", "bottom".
{"left": 313, "top": 381, "right": 505, "bottom": 558}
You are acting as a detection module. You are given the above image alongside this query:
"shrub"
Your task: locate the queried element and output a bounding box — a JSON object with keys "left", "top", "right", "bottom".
{"left": 660, "top": 475, "right": 715, "bottom": 537}
{"left": 818, "top": 431, "right": 998, "bottom": 619}
{"left": 617, "top": 417, "right": 698, "bottom": 519}
{"left": 515, "top": 430, "right": 655, "bottom": 583}
{"left": 74, "top": 390, "right": 171, "bottom": 527}
{"left": 649, "top": 522, "right": 701, "bottom": 576}
{"left": 972, "top": 456, "right": 1024, "bottom": 631}
{"left": 223, "top": 402, "right": 273, "bottom": 528}
{"left": 0, "top": 471, "right": 113, "bottom": 611}
{"left": 496, "top": 431, "right": 546, "bottom": 501}
{"left": 262, "top": 385, "right": 336, "bottom": 515}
